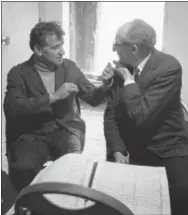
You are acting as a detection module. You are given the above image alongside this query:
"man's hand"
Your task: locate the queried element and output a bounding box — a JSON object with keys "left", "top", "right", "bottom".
{"left": 113, "top": 151, "right": 129, "bottom": 164}
{"left": 113, "top": 61, "right": 134, "bottom": 82}
{"left": 50, "top": 82, "right": 79, "bottom": 103}
{"left": 100, "top": 63, "right": 115, "bottom": 85}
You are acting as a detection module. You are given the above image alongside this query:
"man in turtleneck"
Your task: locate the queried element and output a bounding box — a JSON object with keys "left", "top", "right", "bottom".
{"left": 4, "top": 21, "right": 114, "bottom": 192}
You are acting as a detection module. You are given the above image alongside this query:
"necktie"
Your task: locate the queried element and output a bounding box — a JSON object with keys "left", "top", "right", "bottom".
{"left": 134, "top": 67, "right": 140, "bottom": 82}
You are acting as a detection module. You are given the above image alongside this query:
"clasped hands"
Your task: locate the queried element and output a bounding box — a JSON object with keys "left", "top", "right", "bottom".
{"left": 101, "top": 61, "right": 135, "bottom": 84}
{"left": 50, "top": 61, "right": 133, "bottom": 103}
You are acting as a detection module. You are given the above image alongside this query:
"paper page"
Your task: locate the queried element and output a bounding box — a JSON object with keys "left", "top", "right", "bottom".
{"left": 91, "top": 161, "right": 171, "bottom": 215}
{"left": 31, "top": 153, "right": 95, "bottom": 209}
{"left": 75, "top": 160, "right": 101, "bottom": 209}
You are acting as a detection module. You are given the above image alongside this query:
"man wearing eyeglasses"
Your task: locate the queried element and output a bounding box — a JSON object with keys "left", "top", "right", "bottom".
{"left": 104, "top": 19, "right": 188, "bottom": 215}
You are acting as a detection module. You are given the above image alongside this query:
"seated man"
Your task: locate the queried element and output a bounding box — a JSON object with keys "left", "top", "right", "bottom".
{"left": 4, "top": 21, "right": 114, "bottom": 192}
{"left": 104, "top": 19, "right": 188, "bottom": 215}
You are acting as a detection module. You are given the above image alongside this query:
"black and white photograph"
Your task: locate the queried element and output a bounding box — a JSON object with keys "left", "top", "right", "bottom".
{"left": 1, "top": 1, "right": 188, "bottom": 215}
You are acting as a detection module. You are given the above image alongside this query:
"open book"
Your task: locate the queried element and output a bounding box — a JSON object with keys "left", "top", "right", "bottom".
{"left": 32, "top": 154, "right": 170, "bottom": 215}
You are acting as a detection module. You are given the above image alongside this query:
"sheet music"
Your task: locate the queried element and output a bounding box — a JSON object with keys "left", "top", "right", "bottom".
{"left": 32, "top": 154, "right": 94, "bottom": 209}
{"left": 92, "top": 161, "right": 171, "bottom": 215}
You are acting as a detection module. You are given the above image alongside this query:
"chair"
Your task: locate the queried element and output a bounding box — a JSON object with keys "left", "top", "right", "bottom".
{"left": 14, "top": 182, "right": 134, "bottom": 215}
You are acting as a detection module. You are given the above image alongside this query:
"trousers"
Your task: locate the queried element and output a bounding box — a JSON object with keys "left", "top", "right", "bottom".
{"left": 10, "top": 125, "right": 85, "bottom": 192}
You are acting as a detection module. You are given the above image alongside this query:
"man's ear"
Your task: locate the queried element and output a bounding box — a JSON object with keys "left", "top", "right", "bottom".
{"left": 33, "top": 45, "right": 42, "bottom": 56}
{"left": 132, "top": 45, "right": 138, "bottom": 54}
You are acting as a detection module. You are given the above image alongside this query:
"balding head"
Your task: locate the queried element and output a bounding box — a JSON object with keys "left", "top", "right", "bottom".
{"left": 115, "top": 19, "right": 156, "bottom": 48}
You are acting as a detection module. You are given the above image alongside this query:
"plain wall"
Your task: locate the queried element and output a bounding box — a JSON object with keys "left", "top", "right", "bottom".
{"left": 38, "top": 2, "right": 62, "bottom": 22}
{"left": 1, "top": 1, "right": 39, "bottom": 153}
{"left": 163, "top": 2, "right": 188, "bottom": 106}
{"left": 39, "top": 2, "right": 70, "bottom": 58}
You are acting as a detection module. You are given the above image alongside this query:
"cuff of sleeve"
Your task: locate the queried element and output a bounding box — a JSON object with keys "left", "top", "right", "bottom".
{"left": 124, "top": 80, "right": 135, "bottom": 87}
{"left": 34, "top": 95, "right": 52, "bottom": 113}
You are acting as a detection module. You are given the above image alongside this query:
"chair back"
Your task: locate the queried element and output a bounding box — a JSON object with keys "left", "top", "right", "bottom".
{"left": 15, "top": 182, "right": 134, "bottom": 215}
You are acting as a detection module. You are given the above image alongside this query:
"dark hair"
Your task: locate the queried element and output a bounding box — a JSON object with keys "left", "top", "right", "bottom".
{"left": 29, "top": 21, "right": 65, "bottom": 51}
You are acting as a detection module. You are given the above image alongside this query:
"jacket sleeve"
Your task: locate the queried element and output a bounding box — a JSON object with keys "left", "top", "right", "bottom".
{"left": 4, "top": 68, "right": 52, "bottom": 118}
{"left": 104, "top": 105, "right": 127, "bottom": 155}
{"left": 119, "top": 67, "right": 182, "bottom": 129}
{"left": 76, "top": 68, "right": 109, "bottom": 107}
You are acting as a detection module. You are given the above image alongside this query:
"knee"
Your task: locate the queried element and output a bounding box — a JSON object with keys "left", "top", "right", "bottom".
{"left": 11, "top": 161, "right": 37, "bottom": 173}
{"left": 10, "top": 163, "right": 37, "bottom": 192}
{"left": 68, "top": 135, "right": 84, "bottom": 153}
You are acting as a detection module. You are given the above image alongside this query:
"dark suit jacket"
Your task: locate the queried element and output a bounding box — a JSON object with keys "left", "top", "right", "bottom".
{"left": 4, "top": 56, "right": 107, "bottom": 150}
{"left": 104, "top": 49, "right": 188, "bottom": 159}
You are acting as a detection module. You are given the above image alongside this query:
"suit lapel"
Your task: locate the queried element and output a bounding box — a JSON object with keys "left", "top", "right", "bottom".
{"left": 137, "top": 49, "right": 159, "bottom": 88}
{"left": 24, "top": 57, "right": 67, "bottom": 93}
{"left": 23, "top": 57, "right": 48, "bottom": 95}
{"left": 60, "top": 59, "right": 81, "bottom": 84}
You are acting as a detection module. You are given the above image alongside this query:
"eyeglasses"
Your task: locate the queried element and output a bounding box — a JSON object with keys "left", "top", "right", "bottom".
{"left": 113, "top": 41, "right": 133, "bottom": 47}
{"left": 113, "top": 42, "right": 124, "bottom": 47}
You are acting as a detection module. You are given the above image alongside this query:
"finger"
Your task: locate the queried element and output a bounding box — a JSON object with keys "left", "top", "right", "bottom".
{"left": 112, "top": 60, "right": 118, "bottom": 66}
{"left": 117, "top": 156, "right": 126, "bottom": 164}
{"left": 124, "top": 158, "right": 130, "bottom": 164}
{"left": 103, "top": 68, "right": 114, "bottom": 77}
{"left": 102, "top": 71, "right": 112, "bottom": 79}
{"left": 102, "top": 74, "right": 113, "bottom": 81}
{"left": 73, "top": 87, "right": 79, "bottom": 92}
{"left": 116, "top": 160, "right": 122, "bottom": 163}
{"left": 115, "top": 158, "right": 121, "bottom": 163}
{"left": 112, "top": 60, "right": 122, "bottom": 68}
{"left": 116, "top": 159, "right": 124, "bottom": 164}
{"left": 104, "top": 63, "right": 115, "bottom": 72}
{"left": 114, "top": 67, "right": 123, "bottom": 73}
{"left": 101, "top": 73, "right": 109, "bottom": 80}
{"left": 103, "top": 66, "right": 113, "bottom": 74}
{"left": 69, "top": 83, "right": 79, "bottom": 89}
{"left": 70, "top": 86, "right": 79, "bottom": 92}
{"left": 116, "top": 67, "right": 130, "bottom": 74}
{"left": 107, "top": 62, "right": 115, "bottom": 69}
{"left": 69, "top": 83, "right": 78, "bottom": 88}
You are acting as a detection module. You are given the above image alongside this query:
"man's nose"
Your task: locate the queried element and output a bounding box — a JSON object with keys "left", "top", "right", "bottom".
{"left": 59, "top": 47, "right": 65, "bottom": 55}
{"left": 112, "top": 44, "right": 117, "bottom": 52}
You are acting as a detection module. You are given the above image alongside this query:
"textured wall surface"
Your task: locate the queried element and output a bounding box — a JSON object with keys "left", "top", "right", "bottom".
{"left": 70, "top": 2, "right": 98, "bottom": 73}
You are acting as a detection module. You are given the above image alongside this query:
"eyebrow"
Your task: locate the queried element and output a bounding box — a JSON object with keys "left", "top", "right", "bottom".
{"left": 51, "top": 40, "right": 64, "bottom": 48}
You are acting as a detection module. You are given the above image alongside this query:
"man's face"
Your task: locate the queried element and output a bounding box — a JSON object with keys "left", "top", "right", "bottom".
{"left": 113, "top": 42, "right": 134, "bottom": 66}
{"left": 40, "top": 34, "right": 65, "bottom": 65}
{"left": 113, "top": 31, "right": 137, "bottom": 66}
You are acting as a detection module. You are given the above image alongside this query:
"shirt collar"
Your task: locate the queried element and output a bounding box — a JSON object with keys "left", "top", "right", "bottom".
{"left": 137, "top": 53, "right": 151, "bottom": 73}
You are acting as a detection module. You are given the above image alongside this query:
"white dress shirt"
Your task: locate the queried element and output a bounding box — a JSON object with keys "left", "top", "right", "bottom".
{"left": 124, "top": 53, "right": 151, "bottom": 86}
